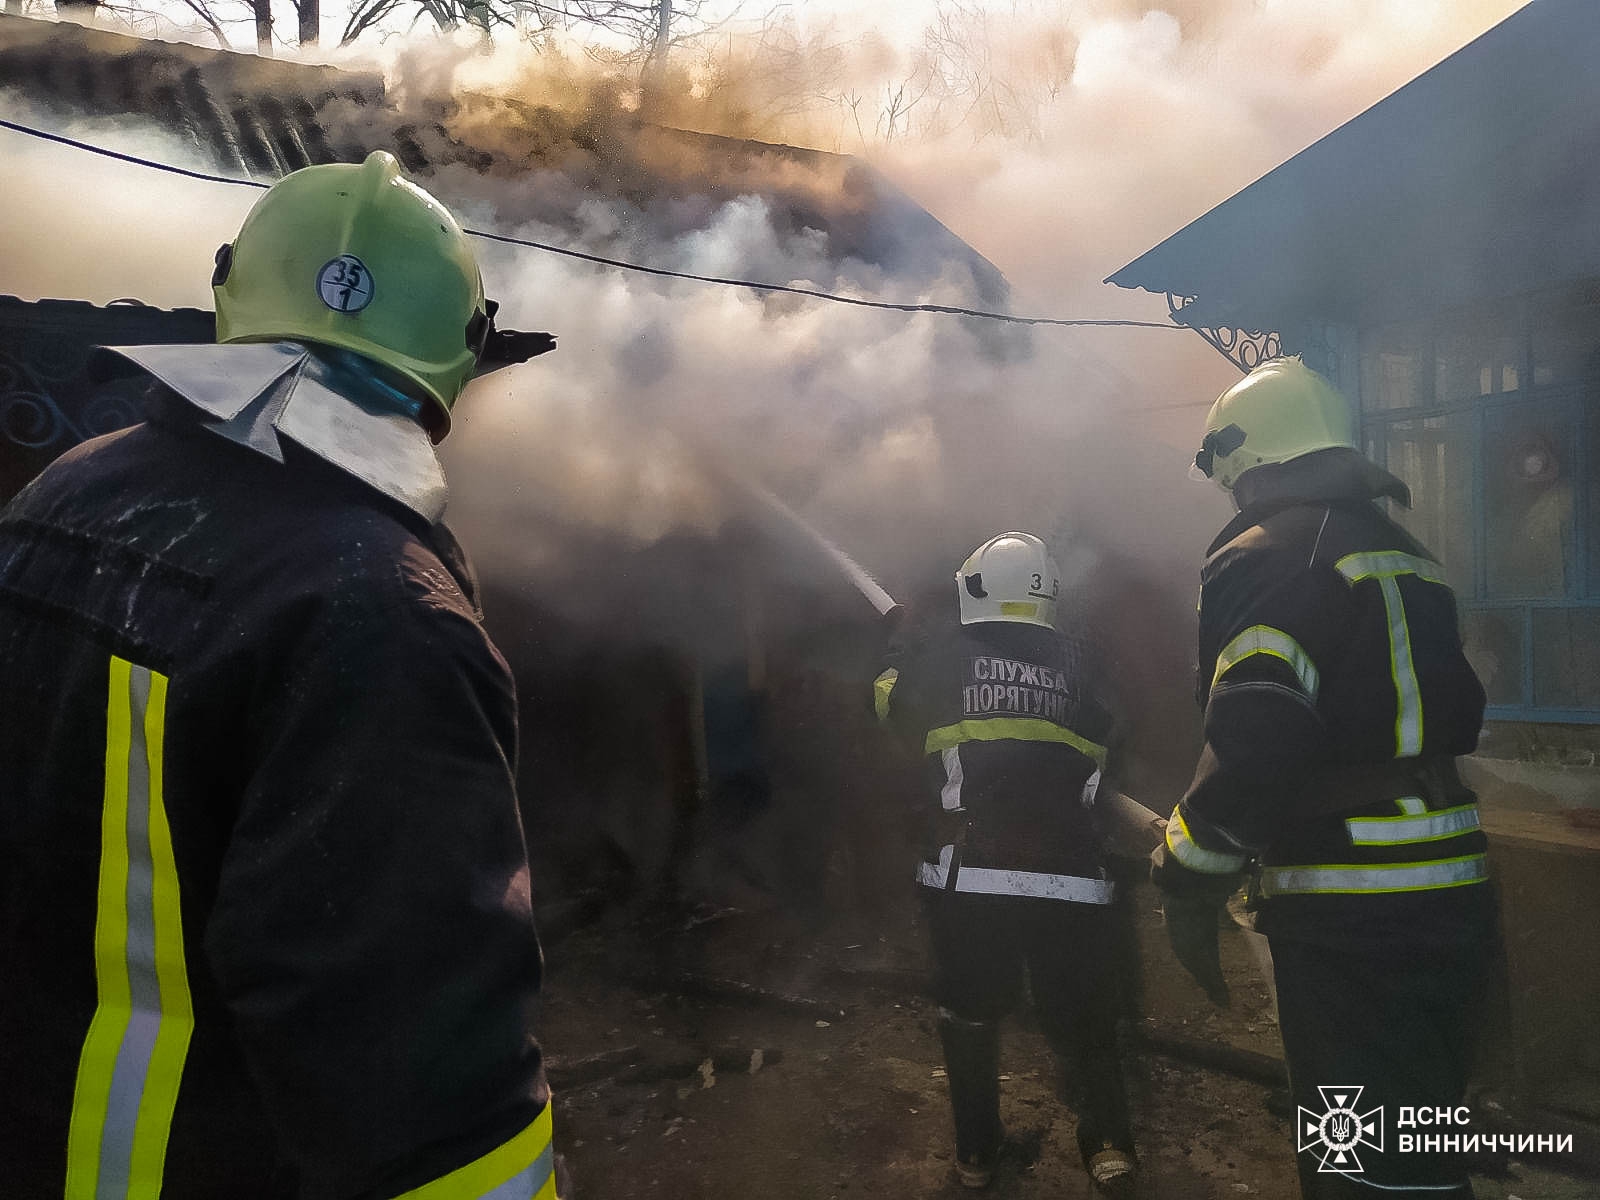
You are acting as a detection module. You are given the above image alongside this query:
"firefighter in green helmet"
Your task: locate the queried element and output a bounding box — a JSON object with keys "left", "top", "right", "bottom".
{"left": 1152, "top": 357, "right": 1498, "bottom": 1199}
{"left": 0, "top": 151, "right": 559, "bottom": 1197}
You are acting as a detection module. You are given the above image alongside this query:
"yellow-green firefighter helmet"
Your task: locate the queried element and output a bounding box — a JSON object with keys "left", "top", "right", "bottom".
{"left": 1192, "top": 356, "right": 1357, "bottom": 491}
{"left": 213, "top": 150, "right": 485, "bottom": 440}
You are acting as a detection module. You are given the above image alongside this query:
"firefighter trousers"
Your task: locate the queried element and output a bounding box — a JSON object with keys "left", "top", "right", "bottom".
{"left": 1271, "top": 934, "right": 1493, "bottom": 1200}
{"left": 920, "top": 888, "right": 1136, "bottom": 1168}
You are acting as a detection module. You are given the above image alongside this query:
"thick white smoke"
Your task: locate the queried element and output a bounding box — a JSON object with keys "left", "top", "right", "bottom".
{"left": 0, "top": 2, "right": 1530, "bottom": 797}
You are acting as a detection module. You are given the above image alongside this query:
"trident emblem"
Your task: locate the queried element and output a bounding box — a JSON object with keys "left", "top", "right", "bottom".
{"left": 1297, "top": 1085, "right": 1384, "bottom": 1174}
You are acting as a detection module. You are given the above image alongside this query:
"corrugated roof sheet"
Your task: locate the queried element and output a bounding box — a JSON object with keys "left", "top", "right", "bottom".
{"left": 1106, "top": 0, "right": 1600, "bottom": 331}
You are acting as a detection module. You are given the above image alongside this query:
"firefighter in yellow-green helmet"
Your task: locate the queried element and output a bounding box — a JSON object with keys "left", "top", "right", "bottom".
{"left": 213, "top": 149, "right": 512, "bottom": 442}
{"left": 0, "top": 153, "right": 562, "bottom": 1198}
{"left": 1153, "top": 357, "right": 1497, "bottom": 1200}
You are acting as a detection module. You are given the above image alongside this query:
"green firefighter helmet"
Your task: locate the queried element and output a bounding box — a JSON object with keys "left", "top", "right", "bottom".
{"left": 213, "top": 150, "right": 486, "bottom": 440}
{"left": 956, "top": 532, "right": 1059, "bottom": 628}
{"left": 1193, "top": 356, "right": 1357, "bottom": 491}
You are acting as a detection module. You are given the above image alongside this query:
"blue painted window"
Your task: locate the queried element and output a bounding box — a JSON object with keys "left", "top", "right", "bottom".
{"left": 1359, "top": 283, "right": 1600, "bottom": 722}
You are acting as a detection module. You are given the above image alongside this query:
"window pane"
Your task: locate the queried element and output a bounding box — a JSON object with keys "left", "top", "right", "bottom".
{"left": 1382, "top": 416, "right": 1475, "bottom": 593}
{"left": 1360, "top": 324, "right": 1427, "bottom": 410}
{"left": 1532, "top": 608, "right": 1600, "bottom": 709}
{"left": 1436, "top": 323, "right": 1522, "bottom": 404}
{"left": 1529, "top": 286, "right": 1600, "bottom": 389}
{"left": 1484, "top": 401, "right": 1576, "bottom": 599}
{"left": 1460, "top": 608, "right": 1524, "bottom": 707}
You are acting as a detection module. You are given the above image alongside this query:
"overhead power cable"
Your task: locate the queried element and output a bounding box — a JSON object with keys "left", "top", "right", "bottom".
{"left": 1, "top": 116, "right": 1187, "bottom": 331}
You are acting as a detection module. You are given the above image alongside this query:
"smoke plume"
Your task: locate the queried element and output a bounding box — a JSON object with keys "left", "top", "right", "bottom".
{"left": 0, "top": 1, "right": 1529, "bottom": 802}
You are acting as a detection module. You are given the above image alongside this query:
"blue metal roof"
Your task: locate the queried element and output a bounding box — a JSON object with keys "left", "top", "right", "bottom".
{"left": 1107, "top": 0, "right": 1600, "bottom": 332}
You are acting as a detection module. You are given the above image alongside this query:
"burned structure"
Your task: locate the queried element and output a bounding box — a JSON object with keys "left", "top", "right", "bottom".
{"left": 0, "top": 12, "right": 1083, "bottom": 926}
{"left": 1110, "top": 0, "right": 1600, "bottom": 1130}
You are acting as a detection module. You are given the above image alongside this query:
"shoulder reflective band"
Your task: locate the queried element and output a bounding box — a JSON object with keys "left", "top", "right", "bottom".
{"left": 1334, "top": 551, "right": 1447, "bottom": 587}
{"left": 396, "top": 1103, "right": 556, "bottom": 1200}
{"left": 873, "top": 668, "right": 898, "bottom": 723}
{"left": 1164, "top": 806, "right": 1249, "bottom": 875}
{"left": 915, "top": 858, "right": 1115, "bottom": 904}
{"left": 1258, "top": 853, "right": 1488, "bottom": 897}
{"left": 66, "top": 657, "right": 194, "bottom": 1200}
{"left": 1346, "top": 804, "right": 1481, "bottom": 846}
{"left": 1336, "top": 550, "right": 1449, "bottom": 758}
{"left": 1211, "top": 624, "right": 1320, "bottom": 700}
{"left": 924, "top": 718, "right": 1107, "bottom": 767}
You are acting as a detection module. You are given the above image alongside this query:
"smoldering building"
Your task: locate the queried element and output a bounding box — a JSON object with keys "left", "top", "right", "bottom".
{"left": 1, "top": 12, "right": 1181, "bottom": 937}
{"left": 1110, "top": 0, "right": 1600, "bottom": 1134}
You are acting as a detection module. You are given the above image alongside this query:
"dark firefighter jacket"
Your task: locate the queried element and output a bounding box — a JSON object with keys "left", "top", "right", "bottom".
{"left": 0, "top": 387, "right": 552, "bottom": 1200}
{"left": 1154, "top": 451, "right": 1496, "bottom": 951}
{"left": 876, "top": 614, "right": 1116, "bottom": 903}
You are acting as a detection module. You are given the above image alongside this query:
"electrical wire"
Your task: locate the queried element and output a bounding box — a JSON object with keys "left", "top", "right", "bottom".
{"left": 1, "top": 115, "right": 1189, "bottom": 332}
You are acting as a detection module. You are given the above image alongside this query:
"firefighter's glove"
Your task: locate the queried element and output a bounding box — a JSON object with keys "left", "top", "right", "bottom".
{"left": 1160, "top": 889, "right": 1231, "bottom": 1008}
{"left": 1150, "top": 843, "right": 1235, "bottom": 1008}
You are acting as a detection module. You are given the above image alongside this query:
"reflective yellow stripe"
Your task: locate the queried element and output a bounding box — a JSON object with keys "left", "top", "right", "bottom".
{"left": 1346, "top": 804, "right": 1480, "bottom": 846}
{"left": 1335, "top": 551, "right": 1447, "bottom": 587}
{"left": 1164, "top": 806, "right": 1249, "bottom": 875}
{"left": 66, "top": 658, "right": 193, "bottom": 1200}
{"left": 998, "top": 601, "right": 1038, "bottom": 618}
{"left": 1258, "top": 854, "right": 1488, "bottom": 897}
{"left": 924, "top": 718, "right": 1107, "bottom": 767}
{"left": 873, "top": 668, "right": 898, "bottom": 723}
{"left": 397, "top": 1103, "right": 556, "bottom": 1199}
{"left": 1335, "top": 551, "right": 1444, "bottom": 758}
{"left": 1211, "top": 624, "right": 1320, "bottom": 699}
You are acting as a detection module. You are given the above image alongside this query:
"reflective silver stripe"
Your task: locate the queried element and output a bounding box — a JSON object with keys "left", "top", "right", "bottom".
{"left": 1395, "top": 795, "right": 1427, "bottom": 816}
{"left": 1081, "top": 769, "right": 1102, "bottom": 808}
{"left": 1335, "top": 551, "right": 1447, "bottom": 587}
{"left": 1346, "top": 804, "right": 1480, "bottom": 846}
{"left": 1212, "top": 624, "right": 1320, "bottom": 699}
{"left": 394, "top": 1104, "right": 556, "bottom": 1199}
{"left": 1258, "top": 854, "right": 1488, "bottom": 897}
{"left": 66, "top": 658, "right": 194, "bottom": 1200}
{"left": 1335, "top": 551, "right": 1442, "bottom": 757}
{"left": 1380, "top": 575, "right": 1422, "bottom": 756}
{"left": 478, "top": 1143, "right": 555, "bottom": 1200}
{"left": 1164, "top": 806, "right": 1249, "bottom": 875}
{"left": 915, "top": 858, "right": 1115, "bottom": 903}
{"left": 940, "top": 746, "right": 965, "bottom": 811}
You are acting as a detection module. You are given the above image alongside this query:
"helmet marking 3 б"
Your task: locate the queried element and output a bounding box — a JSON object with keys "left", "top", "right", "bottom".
{"left": 956, "top": 532, "right": 1060, "bottom": 628}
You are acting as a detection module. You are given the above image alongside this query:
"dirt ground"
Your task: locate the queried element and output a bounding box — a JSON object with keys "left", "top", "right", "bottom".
{"left": 536, "top": 875, "right": 1591, "bottom": 1200}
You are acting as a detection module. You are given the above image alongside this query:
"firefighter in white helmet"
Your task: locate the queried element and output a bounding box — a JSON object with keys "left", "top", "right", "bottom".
{"left": 876, "top": 533, "right": 1138, "bottom": 1197}
{"left": 1152, "top": 357, "right": 1497, "bottom": 1199}
{"left": 0, "top": 151, "right": 561, "bottom": 1198}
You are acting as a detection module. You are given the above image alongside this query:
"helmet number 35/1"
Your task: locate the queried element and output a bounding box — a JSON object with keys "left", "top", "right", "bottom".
{"left": 317, "top": 254, "right": 375, "bottom": 313}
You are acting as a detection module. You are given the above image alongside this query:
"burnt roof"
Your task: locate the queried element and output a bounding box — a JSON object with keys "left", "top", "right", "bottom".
{"left": 1106, "top": 0, "right": 1600, "bottom": 332}
{"left": 1, "top": 13, "right": 1008, "bottom": 304}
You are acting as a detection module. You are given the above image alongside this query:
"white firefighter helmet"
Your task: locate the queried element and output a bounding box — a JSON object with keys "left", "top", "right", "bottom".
{"left": 956, "top": 532, "right": 1060, "bottom": 628}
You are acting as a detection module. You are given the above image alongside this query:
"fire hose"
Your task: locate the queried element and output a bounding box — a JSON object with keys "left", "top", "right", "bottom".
{"left": 719, "top": 466, "right": 1171, "bottom": 851}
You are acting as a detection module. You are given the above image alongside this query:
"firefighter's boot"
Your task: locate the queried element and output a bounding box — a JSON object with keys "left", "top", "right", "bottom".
{"left": 938, "top": 1009, "right": 1002, "bottom": 1188}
